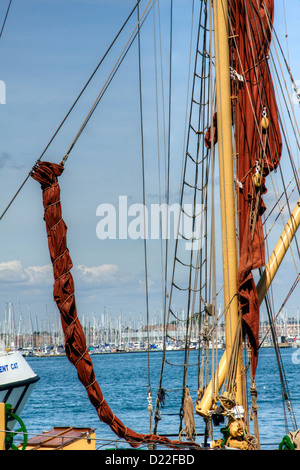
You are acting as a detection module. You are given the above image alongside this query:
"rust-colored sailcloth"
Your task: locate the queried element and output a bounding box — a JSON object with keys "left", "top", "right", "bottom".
{"left": 31, "top": 161, "right": 199, "bottom": 449}
{"left": 229, "top": 0, "right": 282, "bottom": 374}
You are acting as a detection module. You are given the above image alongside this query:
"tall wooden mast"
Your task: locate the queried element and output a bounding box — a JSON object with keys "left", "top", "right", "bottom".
{"left": 212, "top": 0, "right": 243, "bottom": 406}
{"left": 197, "top": 0, "right": 243, "bottom": 416}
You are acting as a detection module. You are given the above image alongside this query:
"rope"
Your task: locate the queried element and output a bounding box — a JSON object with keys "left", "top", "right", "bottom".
{"left": 263, "top": 169, "right": 300, "bottom": 235}
{"left": 248, "top": 346, "right": 261, "bottom": 450}
{"left": 247, "top": 6, "right": 300, "bottom": 415}
{"left": 228, "top": 0, "right": 300, "bottom": 217}
{"left": 263, "top": 0, "right": 300, "bottom": 147}
{"left": 137, "top": 1, "right": 152, "bottom": 430}
{"left": 61, "top": 0, "right": 155, "bottom": 166}
{"left": 0, "top": 0, "right": 12, "bottom": 38}
{"left": 248, "top": 0, "right": 300, "bottom": 265}
{"left": 152, "top": 0, "right": 167, "bottom": 351}
{"left": 259, "top": 273, "right": 300, "bottom": 350}
{"left": 0, "top": 0, "right": 145, "bottom": 221}
{"left": 259, "top": 268, "right": 298, "bottom": 433}
{"left": 208, "top": 0, "right": 218, "bottom": 404}
{"left": 154, "top": 0, "right": 216, "bottom": 438}
{"left": 154, "top": 0, "right": 174, "bottom": 436}
{"left": 282, "top": 0, "right": 290, "bottom": 67}
{"left": 162, "top": 0, "right": 173, "bottom": 365}
{"left": 179, "top": 388, "right": 196, "bottom": 441}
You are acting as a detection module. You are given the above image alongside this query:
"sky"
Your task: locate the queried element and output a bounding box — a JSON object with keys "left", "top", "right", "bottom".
{"left": 0, "top": 0, "right": 300, "bottom": 330}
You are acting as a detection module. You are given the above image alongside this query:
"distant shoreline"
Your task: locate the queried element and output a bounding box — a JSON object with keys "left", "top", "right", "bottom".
{"left": 25, "top": 343, "right": 296, "bottom": 359}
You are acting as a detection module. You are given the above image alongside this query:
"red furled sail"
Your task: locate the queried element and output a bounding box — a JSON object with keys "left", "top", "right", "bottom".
{"left": 229, "top": 0, "right": 282, "bottom": 374}
{"left": 31, "top": 161, "right": 199, "bottom": 449}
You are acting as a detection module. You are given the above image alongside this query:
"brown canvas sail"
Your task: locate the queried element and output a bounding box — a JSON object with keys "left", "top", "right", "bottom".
{"left": 229, "top": 0, "right": 282, "bottom": 374}
{"left": 31, "top": 160, "right": 199, "bottom": 449}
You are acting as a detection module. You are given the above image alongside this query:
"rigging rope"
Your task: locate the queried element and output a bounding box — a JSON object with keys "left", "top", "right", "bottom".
{"left": 162, "top": 0, "right": 173, "bottom": 361}
{"left": 250, "top": 0, "right": 300, "bottom": 271}
{"left": 3, "top": 0, "right": 299, "bottom": 447}
{"left": 152, "top": 0, "right": 167, "bottom": 341}
{"left": 261, "top": 0, "right": 300, "bottom": 189}
{"left": 137, "top": 1, "right": 152, "bottom": 428}
{"left": 259, "top": 270, "right": 298, "bottom": 433}
{"left": 0, "top": 0, "right": 149, "bottom": 221}
{"left": 154, "top": 0, "right": 174, "bottom": 436}
{"left": 227, "top": 0, "right": 299, "bottom": 379}
{"left": 154, "top": 0, "right": 215, "bottom": 439}
{"left": 282, "top": 0, "right": 290, "bottom": 67}
{"left": 0, "top": 0, "right": 12, "bottom": 38}
{"left": 61, "top": 0, "right": 155, "bottom": 166}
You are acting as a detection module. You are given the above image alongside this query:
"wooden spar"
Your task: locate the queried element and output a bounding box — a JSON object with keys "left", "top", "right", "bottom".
{"left": 196, "top": 198, "right": 300, "bottom": 417}
{"left": 197, "top": 0, "right": 243, "bottom": 414}
{"left": 257, "top": 198, "right": 300, "bottom": 303}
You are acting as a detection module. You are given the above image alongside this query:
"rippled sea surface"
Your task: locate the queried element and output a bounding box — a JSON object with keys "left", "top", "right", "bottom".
{"left": 19, "top": 348, "right": 300, "bottom": 450}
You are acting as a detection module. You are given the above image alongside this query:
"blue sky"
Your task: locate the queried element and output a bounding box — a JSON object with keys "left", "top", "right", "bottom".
{"left": 0, "top": 0, "right": 299, "bottom": 329}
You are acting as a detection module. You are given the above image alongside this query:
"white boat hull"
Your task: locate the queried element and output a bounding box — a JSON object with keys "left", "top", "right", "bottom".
{"left": 0, "top": 350, "right": 39, "bottom": 430}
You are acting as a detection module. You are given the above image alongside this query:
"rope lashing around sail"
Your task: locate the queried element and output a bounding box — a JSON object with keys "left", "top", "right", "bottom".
{"left": 31, "top": 161, "right": 201, "bottom": 450}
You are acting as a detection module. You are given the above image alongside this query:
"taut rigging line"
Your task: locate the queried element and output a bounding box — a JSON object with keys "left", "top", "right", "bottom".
{"left": 0, "top": 0, "right": 155, "bottom": 222}
{"left": 0, "top": 0, "right": 12, "bottom": 38}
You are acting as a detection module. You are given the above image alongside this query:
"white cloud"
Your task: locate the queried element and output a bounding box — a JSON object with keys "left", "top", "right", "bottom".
{"left": 0, "top": 260, "right": 28, "bottom": 283}
{"left": 26, "top": 265, "right": 53, "bottom": 285}
{"left": 0, "top": 260, "right": 124, "bottom": 288}
{"left": 0, "top": 261, "right": 145, "bottom": 315}
{"left": 75, "top": 264, "right": 119, "bottom": 285}
{"left": 0, "top": 260, "right": 53, "bottom": 286}
{"left": 0, "top": 259, "right": 169, "bottom": 319}
{"left": 0, "top": 260, "right": 52, "bottom": 284}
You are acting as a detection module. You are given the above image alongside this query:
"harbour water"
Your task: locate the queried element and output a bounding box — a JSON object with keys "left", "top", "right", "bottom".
{"left": 19, "top": 347, "right": 300, "bottom": 450}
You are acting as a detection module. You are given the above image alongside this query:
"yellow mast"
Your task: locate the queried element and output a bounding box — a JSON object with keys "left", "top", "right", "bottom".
{"left": 209, "top": 0, "right": 243, "bottom": 405}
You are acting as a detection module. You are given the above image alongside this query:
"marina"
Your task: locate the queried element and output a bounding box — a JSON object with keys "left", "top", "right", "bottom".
{"left": 1, "top": 302, "right": 300, "bottom": 357}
